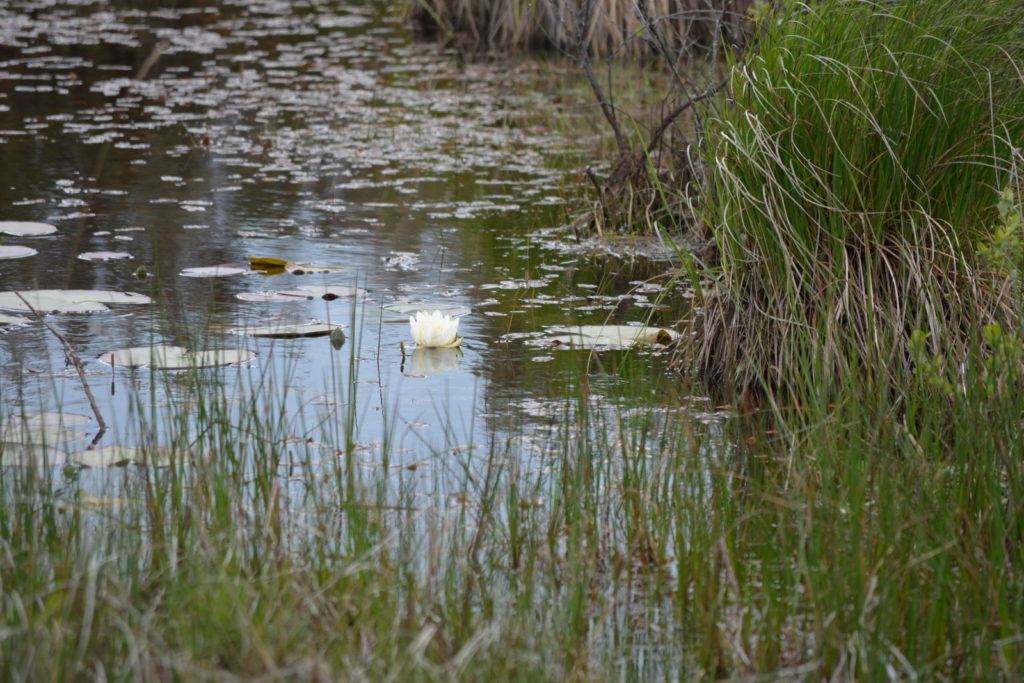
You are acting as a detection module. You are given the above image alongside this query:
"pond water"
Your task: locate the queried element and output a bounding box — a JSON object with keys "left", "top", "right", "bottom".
{"left": 0, "top": 0, "right": 707, "bottom": 484}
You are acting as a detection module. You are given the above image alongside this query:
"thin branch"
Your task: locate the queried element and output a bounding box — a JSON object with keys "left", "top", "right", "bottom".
{"left": 548, "top": 0, "right": 631, "bottom": 157}
{"left": 15, "top": 293, "right": 107, "bottom": 444}
{"left": 645, "top": 75, "right": 729, "bottom": 156}
{"left": 585, "top": 165, "right": 609, "bottom": 226}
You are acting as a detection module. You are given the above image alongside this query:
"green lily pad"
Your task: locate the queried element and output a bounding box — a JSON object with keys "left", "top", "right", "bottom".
{"left": 0, "top": 411, "right": 90, "bottom": 446}
{"left": 78, "top": 251, "right": 132, "bottom": 261}
{"left": 68, "top": 445, "right": 172, "bottom": 468}
{"left": 330, "top": 327, "right": 346, "bottom": 349}
{"left": 277, "top": 264, "right": 337, "bottom": 275}
{"left": 288, "top": 285, "right": 366, "bottom": 300}
{"left": 72, "top": 491, "right": 131, "bottom": 510}
{"left": 0, "top": 245, "right": 37, "bottom": 260}
{"left": 0, "top": 289, "right": 152, "bottom": 314}
{"left": 382, "top": 302, "right": 470, "bottom": 318}
{"left": 236, "top": 290, "right": 311, "bottom": 302}
{"left": 99, "top": 345, "right": 257, "bottom": 370}
{"left": 0, "top": 443, "right": 67, "bottom": 467}
{"left": 236, "top": 285, "right": 366, "bottom": 302}
{"left": 228, "top": 320, "right": 345, "bottom": 338}
{"left": 541, "top": 325, "right": 680, "bottom": 349}
{"left": 0, "top": 221, "right": 57, "bottom": 237}
{"left": 180, "top": 264, "right": 249, "bottom": 277}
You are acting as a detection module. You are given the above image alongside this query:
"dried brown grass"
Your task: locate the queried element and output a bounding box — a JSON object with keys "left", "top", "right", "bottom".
{"left": 410, "top": 0, "right": 756, "bottom": 57}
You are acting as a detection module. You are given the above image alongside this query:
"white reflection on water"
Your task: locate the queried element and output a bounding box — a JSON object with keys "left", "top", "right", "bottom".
{"left": 407, "top": 347, "right": 462, "bottom": 375}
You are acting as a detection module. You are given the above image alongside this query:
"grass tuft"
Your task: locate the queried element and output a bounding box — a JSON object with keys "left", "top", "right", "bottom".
{"left": 696, "top": 0, "right": 1024, "bottom": 393}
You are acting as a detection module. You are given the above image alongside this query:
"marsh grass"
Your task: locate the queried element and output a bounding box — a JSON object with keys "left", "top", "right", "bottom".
{"left": 695, "top": 0, "right": 1024, "bottom": 393}
{"left": 2, "top": 324, "right": 1023, "bottom": 679}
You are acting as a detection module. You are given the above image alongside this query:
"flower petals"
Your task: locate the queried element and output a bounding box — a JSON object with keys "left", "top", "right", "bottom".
{"left": 409, "top": 310, "right": 462, "bottom": 348}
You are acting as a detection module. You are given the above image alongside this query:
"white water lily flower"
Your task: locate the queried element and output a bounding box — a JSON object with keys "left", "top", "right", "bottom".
{"left": 409, "top": 310, "right": 462, "bottom": 348}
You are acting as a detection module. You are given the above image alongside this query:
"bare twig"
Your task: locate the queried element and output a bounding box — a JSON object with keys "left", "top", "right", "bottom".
{"left": 645, "top": 75, "right": 729, "bottom": 156}
{"left": 550, "top": 0, "right": 632, "bottom": 157}
{"left": 15, "top": 293, "right": 107, "bottom": 444}
{"left": 135, "top": 39, "right": 169, "bottom": 81}
{"left": 584, "top": 165, "right": 605, "bottom": 202}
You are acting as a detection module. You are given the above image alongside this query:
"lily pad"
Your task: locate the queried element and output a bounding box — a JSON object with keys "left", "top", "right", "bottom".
{"left": 540, "top": 325, "right": 680, "bottom": 350}
{"left": 180, "top": 264, "right": 248, "bottom": 277}
{"left": 236, "top": 285, "right": 366, "bottom": 302}
{"left": 383, "top": 302, "right": 471, "bottom": 318}
{"left": 68, "top": 445, "right": 172, "bottom": 468}
{"left": 236, "top": 290, "right": 311, "bottom": 302}
{"left": 249, "top": 256, "right": 289, "bottom": 269}
{"left": 0, "top": 221, "right": 57, "bottom": 237}
{"left": 249, "top": 256, "right": 339, "bottom": 275}
{"left": 78, "top": 251, "right": 132, "bottom": 261}
{"left": 0, "top": 443, "right": 67, "bottom": 467}
{"left": 330, "top": 327, "right": 346, "bottom": 349}
{"left": 289, "top": 285, "right": 366, "bottom": 300}
{"left": 0, "top": 245, "right": 37, "bottom": 260}
{"left": 228, "top": 320, "right": 345, "bottom": 338}
{"left": 0, "top": 411, "right": 90, "bottom": 446}
{"left": 280, "top": 264, "right": 337, "bottom": 275}
{"left": 71, "top": 491, "right": 131, "bottom": 510}
{"left": 99, "top": 345, "right": 256, "bottom": 369}
{"left": 0, "top": 289, "right": 152, "bottom": 314}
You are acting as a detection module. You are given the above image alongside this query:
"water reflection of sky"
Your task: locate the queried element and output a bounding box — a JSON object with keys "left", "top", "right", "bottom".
{"left": 0, "top": 0, "right": 693, "bottom": 477}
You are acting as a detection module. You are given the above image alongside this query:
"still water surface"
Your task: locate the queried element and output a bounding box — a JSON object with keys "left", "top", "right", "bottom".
{"left": 0, "top": 0, "right": 707, "bottom": 482}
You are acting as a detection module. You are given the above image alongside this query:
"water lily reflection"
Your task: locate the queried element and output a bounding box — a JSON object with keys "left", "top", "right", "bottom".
{"left": 409, "top": 347, "right": 462, "bottom": 375}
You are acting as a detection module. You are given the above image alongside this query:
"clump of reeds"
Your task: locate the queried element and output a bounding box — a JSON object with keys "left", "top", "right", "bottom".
{"left": 696, "top": 0, "right": 1024, "bottom": 393}
{"left": 409, "top": 0, "right": 756, "bottom": 57}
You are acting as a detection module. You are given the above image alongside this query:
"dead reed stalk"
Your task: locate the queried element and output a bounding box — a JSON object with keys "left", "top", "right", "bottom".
{"left": 410, "top": 0, "right": 756, "bottom": 58}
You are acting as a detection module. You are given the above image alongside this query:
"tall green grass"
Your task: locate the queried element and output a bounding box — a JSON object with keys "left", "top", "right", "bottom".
{"left": 697, "top": 0, "right": 1024, "bottom": 392}
{"left": 3, "top": 334, "right": 1023, "bottom": 678}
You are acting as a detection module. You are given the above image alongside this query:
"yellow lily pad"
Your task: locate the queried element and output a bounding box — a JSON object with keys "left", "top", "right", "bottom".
{"left": 249, "top": 256, "right": 339, "bottom": 275}
{"left": 249, "top": 256, "right": 289, "bottom": 269}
